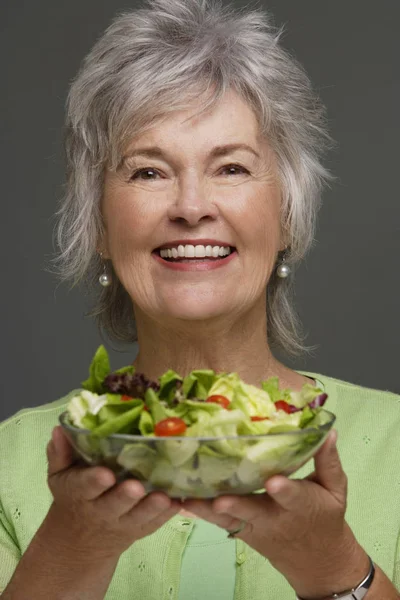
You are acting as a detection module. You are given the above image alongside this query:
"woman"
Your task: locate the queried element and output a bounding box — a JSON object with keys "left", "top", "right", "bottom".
{"left": 0, "top": 1, "right": 399, "bottom": 599}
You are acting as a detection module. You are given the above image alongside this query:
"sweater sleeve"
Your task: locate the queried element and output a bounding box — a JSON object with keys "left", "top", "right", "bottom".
{"left": 392, "top": 527, "right": 400, "bottom": 590}
{"left": 0, "top": 416, "right": 22, "bottom": 593}
{"left": 0, "top": 499, "right": 20, "bottom": 593}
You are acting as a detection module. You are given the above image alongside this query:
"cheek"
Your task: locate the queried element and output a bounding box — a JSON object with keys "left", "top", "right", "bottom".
{"left": 232, "top": 184, "right": 282, "bottom": 252}
{"left": 102, "top": 191, "right": 150, "bottom": 259}
{"left": 101, "top": 189, "right": 167, "bottom": 307}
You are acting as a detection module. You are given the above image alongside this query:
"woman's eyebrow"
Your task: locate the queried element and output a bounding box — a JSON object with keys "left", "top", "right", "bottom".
{"left": 118, "top": 143, "right": 260, "bottom": 171}
{"left": 208, "top": 143, "right": 261, "bottom": 159}
{"left": 117, "top": 147, "right": 165, "bottom": 172}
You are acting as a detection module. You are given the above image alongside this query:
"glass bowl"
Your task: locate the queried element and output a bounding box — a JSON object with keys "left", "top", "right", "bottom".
{"left": 59, "top": 409, "right": 336, "bottom": 498}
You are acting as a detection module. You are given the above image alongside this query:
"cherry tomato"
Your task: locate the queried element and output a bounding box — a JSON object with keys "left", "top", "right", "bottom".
{"left": 274, "top": 400, "right": 292, "bottom": 413}
{"left": 206, "top": 395, "right": 230, "bottom": 409}
{"left": 251, "top": 416, "right": 270, "bottom": 421}
{"left": 154, "top": 417, "right": 187, "bottom": 436}
{"left": 121, "top": 395, "right": 133, "bottom": 402}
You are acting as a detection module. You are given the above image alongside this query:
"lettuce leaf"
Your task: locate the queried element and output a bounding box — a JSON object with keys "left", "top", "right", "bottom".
{"left": 81, "top": 346, "right": 110, "bottom": 394}
{"left": 138, "top": 409, "right": 155, "bottom": 436}
{"left": 158, "top": 438, "right": 199, "bottom": 467}
{"left": 232, "top": 381, "right": 275, "bottom": 418}
{"left": 289, "top": 384, "right": 324, "bottom": 409}
{"left": 180, "top": 370, "right": 217, "bottom": 400}
{"left": 182, "top": 373, "right": 198, "bottom": 398}
{"left": 117, "top": 443, "right": 157, "bottom": 478}
{"left": 113, "top": 365, "right": 135, "bottom": 376}
{"left": 207, "top": 372, "right": 239, "bottom": 402}
{"left": 90, "top": 402, "right": 144, "bottom": 438}
{"left": 81, "top": 413, "right": 99, "bottom": 430}
{"left": 261, "top": 377, "right": 291, "bottom": 403}
{"left": 68, "top": 391, "right": 108, "bottom": 428}
{"left": 299, "top": 405, "right": 317, "bottom": 428}
{"left": 197, "top": 454, "right": 239, "bottom": 486}
{"left": 145, "top": 387, "right": 168, "bottom": 422}
{"left": 159, "top": 370, "right": 183, "bottom": 403}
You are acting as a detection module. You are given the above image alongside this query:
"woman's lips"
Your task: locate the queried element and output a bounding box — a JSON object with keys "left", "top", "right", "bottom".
{"left": 152, "top": 250, "right": 238, "bottom": 271}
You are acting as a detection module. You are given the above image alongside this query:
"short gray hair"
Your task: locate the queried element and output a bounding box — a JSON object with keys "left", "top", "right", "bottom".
{"left": 55, "top": 0, "right": 332, "bottom": 356}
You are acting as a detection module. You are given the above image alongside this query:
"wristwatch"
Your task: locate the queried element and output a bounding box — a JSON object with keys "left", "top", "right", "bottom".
{"left": 295, "top": 556, "right": 375, "bottom": 600}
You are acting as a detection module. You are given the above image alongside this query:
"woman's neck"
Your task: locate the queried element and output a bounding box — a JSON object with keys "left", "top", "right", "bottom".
{"left": 132, "top": 307, "right": 311, "bottom": 391}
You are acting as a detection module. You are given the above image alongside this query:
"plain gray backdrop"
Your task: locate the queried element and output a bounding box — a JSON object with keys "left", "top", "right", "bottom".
{"left": 1, "top": 0, "right": 399, "bottom": 422}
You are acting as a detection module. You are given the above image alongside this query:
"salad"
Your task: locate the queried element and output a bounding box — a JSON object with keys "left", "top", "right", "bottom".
{"left": 63, "top": 346, "right": 331, "bottom": 496}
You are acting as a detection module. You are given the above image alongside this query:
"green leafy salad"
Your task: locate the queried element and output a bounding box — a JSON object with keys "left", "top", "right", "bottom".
{"left": 67, "top": 346, "right": 328, "bottom": 440}
{"left": 63, "top": 347, "right": 331, "bottom": 497}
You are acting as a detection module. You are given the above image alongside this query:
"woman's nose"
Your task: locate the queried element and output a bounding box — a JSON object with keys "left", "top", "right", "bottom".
{"left": 167, "top": 178, "right": 219, "bottom": 226}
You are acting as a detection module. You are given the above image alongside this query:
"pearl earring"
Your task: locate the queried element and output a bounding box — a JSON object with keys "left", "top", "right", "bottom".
{"left": 276, "top": 252, "right": 291, "bottom": 279}
{"left": 99, "top": 253, "right": 112, "bottom": 287}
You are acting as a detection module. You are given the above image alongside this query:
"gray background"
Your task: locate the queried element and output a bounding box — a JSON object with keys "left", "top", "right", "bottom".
{"left": 1, "top": 1, "right": 399, "bottom": 422}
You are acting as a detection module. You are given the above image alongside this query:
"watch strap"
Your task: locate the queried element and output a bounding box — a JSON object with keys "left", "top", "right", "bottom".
{"left": 295, "top": 556, "right": 375, "bottom": 600}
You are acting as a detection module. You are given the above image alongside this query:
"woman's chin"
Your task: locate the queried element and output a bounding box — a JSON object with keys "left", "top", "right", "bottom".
{"left": 157, "top": 300, "right": 233, "bottom": 323}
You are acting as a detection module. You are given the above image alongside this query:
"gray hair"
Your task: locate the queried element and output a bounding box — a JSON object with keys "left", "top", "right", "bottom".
{"left": 55, "top": 0, "right": 332, "bottom": 356}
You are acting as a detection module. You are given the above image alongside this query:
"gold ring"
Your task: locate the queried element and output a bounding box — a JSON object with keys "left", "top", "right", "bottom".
{"left": 226, "top": 519, "right": 246, "bottom": 538}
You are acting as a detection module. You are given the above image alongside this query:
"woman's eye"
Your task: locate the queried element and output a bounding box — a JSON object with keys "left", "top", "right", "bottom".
{"left": 130, "top": 168, "right": 160, "bottom": 181}
{"left": 220, "top": 164, "right": 249, "bottom": 176}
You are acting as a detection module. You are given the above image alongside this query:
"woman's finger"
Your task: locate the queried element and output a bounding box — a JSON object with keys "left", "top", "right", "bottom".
{"left": 95, "top": 478, "right": 148, "bottom": 517}
{"left": 71, "top": 466, "right": 117, "bottom": 501}
{"left": 182, "top": 499, "right": 246, "bottom": 533}
{"left": 143, "top": 502, "right": 184, "bottom": 532}
{"left": 119, "top": 492, "right": 175, "bottom": 526}
{"left": 182, "top": 499, "right": 221, "bottom": 524}
{"left": 263, "top": 431, "right": 346, "bottom": 509}
{"left": 263, "top": 475, "right": 305, "bottom": 511}
{"left": 313, "top": 430, "right": 347, "bottom": 503}
{"left": 47, "top": 427, "right": 119, "bottom": 502}
{"left": 47, "top": 426, "right": 75, "bottom": 476}
{"left": 213, "top": 493, "right": 268, "bottom": 523}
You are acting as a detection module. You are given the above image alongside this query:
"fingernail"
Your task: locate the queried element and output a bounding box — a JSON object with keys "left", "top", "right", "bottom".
{"left": 266, "top": 476, "right": 285, "bottom": 494}
{"left": 98, "top": 472, "right": 115, "bottom": 488}
{"left": 215, "top": 501, "right": 232, "bottom": 514}
{"left": 266, "top": 480, "right": 280, "bottom": 494}
{"left": 126, "top": 483, "right": 145, "bottom": 498}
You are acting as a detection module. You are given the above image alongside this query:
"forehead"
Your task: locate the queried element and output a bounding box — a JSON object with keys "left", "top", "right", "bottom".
{"left": 123, "top": 89, "right": 263, "bottom": 155}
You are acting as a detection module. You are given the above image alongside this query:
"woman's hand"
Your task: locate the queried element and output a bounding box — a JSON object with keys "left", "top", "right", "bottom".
{"left": 43, "top": 425, "right": 182, "bottom": 560}
{"left": 183, "top": 430, "right": 370, "bottom": 600}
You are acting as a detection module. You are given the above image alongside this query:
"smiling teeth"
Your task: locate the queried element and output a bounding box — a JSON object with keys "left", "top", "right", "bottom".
{"left": 159, "top": 245, "right": 232, "bottom": 259}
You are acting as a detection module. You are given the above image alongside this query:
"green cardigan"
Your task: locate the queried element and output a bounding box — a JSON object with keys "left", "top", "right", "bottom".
{"left": 1, "top": 372, "right": 399, "bottom": 599}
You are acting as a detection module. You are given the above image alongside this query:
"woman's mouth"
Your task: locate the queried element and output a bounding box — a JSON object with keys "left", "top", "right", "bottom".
{"left": 157, "top": 244, "right": 234, "bottom": 262}
{"left": 153, "top": 243, "right": 238, "bottom": 271}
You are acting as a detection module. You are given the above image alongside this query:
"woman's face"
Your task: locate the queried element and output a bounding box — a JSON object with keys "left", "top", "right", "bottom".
{"left": 101, "top": 89, "right": 285, "bottom": 328}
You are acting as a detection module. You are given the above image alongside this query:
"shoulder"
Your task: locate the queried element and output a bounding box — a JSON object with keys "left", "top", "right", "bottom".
{"left": 300, "top": 370, "right": 400, "bottom": 430}
{"left": 0, "top": 390, "right": 79, "bottom": 466}
{"left": 303, "top": 370, "right": 399, "bottom": 402}
{"left": 0, "top": 389, "right": 78, "bottom": 431}
{"left": 321, "top": 373, "right": 398, "bottom": 405}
